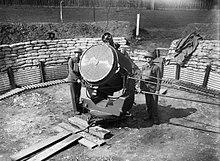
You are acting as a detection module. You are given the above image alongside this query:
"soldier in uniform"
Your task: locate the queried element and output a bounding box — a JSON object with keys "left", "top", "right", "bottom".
{"left": 139, "top": 52, "right": 161, "bottom": 124}
{"left": 67, "top": 48, "right": 83, "bottom": 115}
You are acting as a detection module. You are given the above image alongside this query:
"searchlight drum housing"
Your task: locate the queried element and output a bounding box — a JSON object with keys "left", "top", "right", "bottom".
{"left": 79, "top": 44, "right": 135, "bottom": 118}
{"left": 79, "top": 44, "right": 120, "bottom": 85}
{"left": 79, "top": 44, "right": 132, "bottom": 90}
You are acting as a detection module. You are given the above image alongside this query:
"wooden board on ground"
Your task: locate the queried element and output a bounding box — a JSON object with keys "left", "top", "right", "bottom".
{"left": 58, "top": 122, "right": 106, "bottom": 146}
{"left": 78, "top": 138, "right": 98, "bottom": 149}
{"left": 53, "top": 125, "right": 98, "bottom": 149}
{"left": 10, "top": 131, "right": 72, "bottom": 161}
{"left": 28, "top": 134, "right": 82, "bottom": 161}
{"left": 68, "top": 116, "right": 112, "bottom": 139}
{"left": 169, "top": 118, "right": 220, "bottom": 134}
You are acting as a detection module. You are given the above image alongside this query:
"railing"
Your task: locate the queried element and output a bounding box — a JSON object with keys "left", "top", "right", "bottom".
{"left": 155, "top": 47, "right": 220, "bottom": 91}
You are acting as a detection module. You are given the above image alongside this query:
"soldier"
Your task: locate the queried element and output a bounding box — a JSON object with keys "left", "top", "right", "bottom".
{"left": 139, "top": 52, "right": 161, "bottom": 124}
{"left": 67, "top": 48, "right": 83, "bottom": 115}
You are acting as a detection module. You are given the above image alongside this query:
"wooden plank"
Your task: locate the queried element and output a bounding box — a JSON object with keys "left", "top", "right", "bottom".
{"left": 53, "top": 125, "right": 98, "bottom": 149}
{"left": 28, "top": 134, "right": 81, "bottom": 161}
{"left": 202, "top": 65, "right": 211, "bottom": 88}
{"left": 175, "top": 64, "right": 181, "bottom": 80}
{"left": 39, "top": 57, "right": 45, "bottom": 83}
{"left": 68, "top": 116, "right": 111, "bottom": 139}
{"left": 10, "top": 131, "right": 72, "bottom": 161}
{"left": 7, "top": 67, "right": 16, "bottom": 89}
{"left": 156, "top": 47, "right": 170, "bottom": 50}
{"left": 78, "top": 138, "right": 97, "bottom": 149}
{"left": 58, "top": 122, "right": 106, "bottom": 146}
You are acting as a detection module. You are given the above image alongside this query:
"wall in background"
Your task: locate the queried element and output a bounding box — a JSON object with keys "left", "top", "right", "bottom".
{"left": 0, "top": 37, "right": 219, "bottom": 95}
{"left": 0, "top": 0, "right": 218, "bottom": 10}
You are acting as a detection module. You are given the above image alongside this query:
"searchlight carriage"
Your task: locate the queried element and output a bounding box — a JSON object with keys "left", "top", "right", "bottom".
{"left": 79, "top": 44, "right": 136, "bottom": 121}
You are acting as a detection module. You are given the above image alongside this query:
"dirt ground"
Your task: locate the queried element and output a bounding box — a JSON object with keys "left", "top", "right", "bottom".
{"left": 0, "top": 6, "right": 220, "bottom": 161}
{"left": 0, "top": 82, "right": 219, "bottom": 161}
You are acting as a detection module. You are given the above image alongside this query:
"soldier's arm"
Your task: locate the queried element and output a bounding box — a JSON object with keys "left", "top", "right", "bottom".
{"left": 68, "top": 58, "right": 74, "bottom": 70}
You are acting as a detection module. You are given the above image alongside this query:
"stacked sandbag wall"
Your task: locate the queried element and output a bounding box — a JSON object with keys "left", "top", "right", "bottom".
{"left": 164, "top": 40, "right": 220, "bottom": 90}
{"left": 0, "top": 37, "right": 127, "bottom": 94}
{"left": 0, "top": 37, "right": 219, "bottom": 95}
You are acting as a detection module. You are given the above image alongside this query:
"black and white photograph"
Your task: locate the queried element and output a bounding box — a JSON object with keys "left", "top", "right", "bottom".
{"left": 0, "top": 0, "right": 219, "bottom": 160}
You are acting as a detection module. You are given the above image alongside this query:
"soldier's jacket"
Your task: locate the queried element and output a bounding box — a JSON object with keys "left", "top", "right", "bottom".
{"left": 67, "top": 57, "right": 81, "bottom": 82}
{"left": 140, "top": 63, "right": 161, "bottom": 92}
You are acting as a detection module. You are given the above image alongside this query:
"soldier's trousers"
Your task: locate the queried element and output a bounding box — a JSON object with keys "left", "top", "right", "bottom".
{"left": 144, "top": 93, "right": 159, "bottom": 120}
{"left": 70, "top": 82, "right": 81, "bottom": 112}
{"left": 140, "top": 81, "right": 159, "bottom": 120}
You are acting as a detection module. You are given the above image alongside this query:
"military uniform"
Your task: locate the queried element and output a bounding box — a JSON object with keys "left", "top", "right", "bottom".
{"left": 67, "top": 49, "right": 82, "bottom": 114}
{"left": 140, "top": 52, "right": 161, "bottom": 124}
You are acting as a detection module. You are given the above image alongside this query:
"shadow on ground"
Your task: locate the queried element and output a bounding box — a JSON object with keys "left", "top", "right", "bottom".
{"left": 102, "top": 104, "right": 197, "bottom": 129}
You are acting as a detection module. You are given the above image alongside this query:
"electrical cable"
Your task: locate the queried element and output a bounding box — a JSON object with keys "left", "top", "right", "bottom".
{"left": 75, "top": 120, "right": 97, "bottom": 134}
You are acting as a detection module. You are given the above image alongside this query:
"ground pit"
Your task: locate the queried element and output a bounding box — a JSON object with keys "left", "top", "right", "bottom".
{"left": 0, "top": 82, "right": 219, "bottom": 161}
{"left": 0, "top": 10, "right": 220, "bottom": 160}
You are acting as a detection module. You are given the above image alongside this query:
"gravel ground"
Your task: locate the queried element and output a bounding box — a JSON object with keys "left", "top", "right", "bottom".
{"left": 0, "top": 6, "right": 219, "bottom": 161}
{"left": 0, "top": 83, "right": 219, "bottom": 161}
